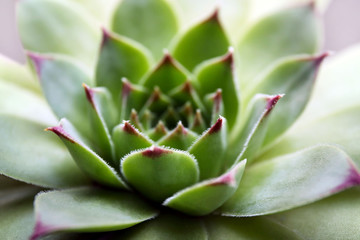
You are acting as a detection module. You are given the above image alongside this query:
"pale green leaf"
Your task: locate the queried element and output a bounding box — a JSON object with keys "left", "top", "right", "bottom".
{"left": 220, "top": 145, "right": 360, "bottom": 216}
{"left": 204, "top": 215, "right": 302, "bottom": 240}
{"left": 115, "top": 213, "right": 207, "bottom": 240}
{"left": 157, "top": 122, "right": 198, "bottom": 150}
{"left": 270, "top": 188, "right": 360, "bottom": 240}
{"left": 112, "top": 0, "right": 178, "bottom": 60}
{"left": 17, "top": 0, "right": 101, "bottom": 67}
{"left": 238, "top": 4, "right": 320, "bottom": 91}
{"left": 32, "top": 187, "right": 159, "bottom": 239}
{"left": 0, "top": 115, "right": 89, "bottom": 188}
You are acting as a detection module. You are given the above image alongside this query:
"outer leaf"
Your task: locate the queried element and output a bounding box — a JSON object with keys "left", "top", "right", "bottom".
{"left": 188, "top": 117, "right": 227, "bottom": 180}
{"left": 47, "top": 119, "right": 127, "bottom": 189}
{"left": 270, "top": 188, "right": 360, "bottom": 240}
{"left": 0, "top": 115, "right": 88, "bottom": 188}
{"left": 83, "top": 85, "right": 116, "bottom": 163}
{"left": 172, "top": 10, "right": 230, "bottom": 71}
{"left": 164, "top": 160, "right": 246, "bottom": 216}
{"left": 95, "top": 29, "right": 152, "bottom": 100}
{"left": 195, "top": 50, "right": 240, "bottom": 128}
{"left": 115, "top": 213, "right": 207, "bottom": 240}
{"left": 247, "top": 54, "right": 327, "bottom": 146}
{"left": 204, "top": 216, "right": 302, "bottom": 240}
{"left": 142, "top": 54, "right": 188, "bottom": 93}
{"left": 112, "top": 0, "right": 178, "bottom": 60}
{"left": 220, "top": 145, "right": 360, "bottom": 216}
{"left": 237, "top": 4, "right": 320, "bottom": 90}
{"left": 121, "top": 146, "right": 199, "bottom": 202}
{"left": 17, "top": 0, "right": 100, "bottom": 67}
{"left": 0, "top": 80, "right": 57, "bottom": 125}
{"left": 227, "top": 94, "right": 283, "bottom": 167}
{"left": 260, "top": 44, "right": 360, "bottom": 166}
{"left": 0, "top": 54, "right": 40, "bottom": 93}
{"left": 112, "top": 121, "right": 154, "bottom": 165}
{"left": 31, "top": 188, "right": 159, "bottom": 239}
{"left": 28, "top": 53, "right": 92, "bottom": 137}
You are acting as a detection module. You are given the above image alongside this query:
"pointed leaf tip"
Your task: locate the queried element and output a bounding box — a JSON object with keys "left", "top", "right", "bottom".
{"left": 209, "top": 117, "right": 224, "bottom": 134}
{"left": 27, "top": 52, "right": 52, "bottom": 76}
{"left": 45, "top": 125, "right": 75, "bottom": 143}
{"left": 312, "top": 51, "right": 331, "bottom": 67}
{"left": 142, "top": 146, "right": 171, "bottom": 158}
{"left": 100, "top": 27, "right": 112, "bottom": 47}
{"left": 332, "top": 161, "right": 360, "bottom": 193}
{"left": 265, "top": 94, "right": 284, "bottom": 113}
{"left": 82, "top": 83, "right": 95, "bottom": 109}
{"left": 121, "top": 78, "right": 133, "bottom": 99}
{"left": 122, "top": 121, "right": 139, "bottom": 135}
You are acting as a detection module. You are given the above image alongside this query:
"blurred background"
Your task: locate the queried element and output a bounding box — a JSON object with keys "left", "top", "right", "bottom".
{"left": 1, "top": 0, "right": 360, "bottom": 63}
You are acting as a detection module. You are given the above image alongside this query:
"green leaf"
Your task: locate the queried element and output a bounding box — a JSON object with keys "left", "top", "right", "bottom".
{"left": 112, "top": 121, "right": 154, "bottom": 165}
{"left": 0, "top": 197, "right": 35, "bottom": 240}
{"left": 227, "top": 94, "right": 283, "bottom": 167}
{"left": 31, "top": 187, "right": 159, "bottom": 239}
{"left": 237, "top": 4, "right": 320, "bottom": 90}
{"left": 157, "top": 122, "right": 198, "bottom": 150}
{"left": 0, "top": 115, "right": 89, "bottom": 188}
{"left": 0, "top": 54, "right": 40, "bottom": 93}
{"left": 70, "top": 0, "right": 118, "bottom": 24}
{"left": 164, "top": 160, "right": 246, "bottom": 216}
{"left": 121, "top": 146, "right": 199, "bottom": 202}
{"left": 270, "top": 188, "right": 360, "bottom": 240}
{"left": 147, "top": 121, "right": 168, "bottom": 141}
{"left": 0, "top": 80, "right": 57, "bottom": 126}
{"left": 204, "top": 215, "right": 302, "bottom": 240}
{"left": 47, "top": 119, "right": 128, "bottom": 189}
{"left": 112, "top": 0, "right": 178, "bottom": 60}
{"left": 28, "top": 53, "right": 92, "bottom": 137}
{"left": 142, "top": 54, "right": 188, "bottom": 93}
{"left": 248, "top": 53, "right": 327, "bottom": 146}
{"left": 17, "top": 0, "right": 101, "bottom": 67}
{"left": 95, "top": 29, "right": 152, "bottom": 101}
{"left": 115, "top": 213, "right": 207, "bottom": 240}
{"left": 83, "top": 84, "right": 116, "bottom": 163}
{"left": 188, "top": 117, "right": 227, "bottom": 180}
{"left": 220, "top": 145, "right": 360, "bottom": 216}
{"left": 195, "top": 50, "right": 240, "bottom": 128}
{"left": 172, "top": 10, "right": 230, "bottom": 71}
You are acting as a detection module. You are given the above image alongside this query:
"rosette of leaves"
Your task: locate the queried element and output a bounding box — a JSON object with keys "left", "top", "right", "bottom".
{"left": 1, "top": 0, "right": 360, "bottom": 239}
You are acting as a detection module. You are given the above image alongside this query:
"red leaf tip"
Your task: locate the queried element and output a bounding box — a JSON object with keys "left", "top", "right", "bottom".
{"left": 122, "top": 121, "right": 139, "bottom": 135}
{"left": 265, "top": 94, "right": 284, "bottom": 115}
{"left": 30, "top": 219, "right": 55, "bottom": 240}
{"left": 45, "top": 124, "right": 75, "bottom": 143}
{"left": 142, "top": 146, "right": 171, "bottom": 158}
{"left": 82, "top": 83, "right": 96, "bottom": 109}
{"left": 101, "top": 27, "right": 113, "bottom": 47}
{"left": 209, "top": 117, "right": 224, "bottom": 134}
{"left": 210, "top": 170, "right": 236, "bottom": 187}
{"left": 174, "top": 121, "right": 188, "bottom": 135}
{"left": 121, "top": 78, "right": 133, "bottom": 99}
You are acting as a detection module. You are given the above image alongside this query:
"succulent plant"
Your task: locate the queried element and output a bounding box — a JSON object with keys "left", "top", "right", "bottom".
{"left": 1, "top": 0, "right": 360, "bottom": 239}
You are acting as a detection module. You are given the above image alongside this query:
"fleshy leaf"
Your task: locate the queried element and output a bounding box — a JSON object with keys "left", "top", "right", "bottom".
{"left": 31, "top": 188, "right": 158, "bottom": 239}
{"left": 157, "top": 122, "right": 198, "bottom": 150}
{"left": 95, "top": 29, "right": 152, "bottom": 101}
{"left": 195, "top": 50, "right": 240, "bottom": 128}
{"left": 28, "top": 53, "right": 92, "bottom": 137}
{"left": 248, "top": 53, "right": 327, "bottom": 146}
{"left": 83, "top": 84, "right": 116, "bottom": 163}
{"left": 121, "top": 146, "right": 199, "bottom": 202}
{"left": 164, "top": 160, "right": 246, "bottom": 216}
{"left": 172, "top": 10, "right": 230, "bottom": 71}
{"left": 188, "top": 117, "right": 227, "bottom": 180}
{"left": 142, "top": 53, "right": 188, "bottom": 93}
{"left": 0, "top": 54, "right": 40, "bottom": 93}
{"left": 204, "top": 215, "right": 302, "bottom": 240}
{"left": 70, "top": 0, "right": 118, "bottom": 24}
{"left": 112, "top": 121, "right": 154, "bottom": 165}
{"left": 112, "top": 0, "right": 178, "bottom": 60}
{"left": 227, "top": 94, "right": 283, "bottom": 166}
{"left": 17, "top": 0, "right": 100, "bottom": 67}
{"left": 270, "top": 188, "right": 360, "bottom": 240}
{"left": 147, "top": 121, "right": 168, "bottom": 141}
{"left": 115, "top": 213, "right": 207, "bottom": 239}
{"left": 47, "top": 119, "right": 127, "bottom": 189}
{"left": 0, "top": 115, "right": 89, "bottom": 188}
{"left": 220, "top": 145, "right": 360, "bottom": 216}
{"left": 0, "top": 80, "right": 57, "bottom": 126}
{"left": 237, "top": 4, "right": 320, "bottom": 90}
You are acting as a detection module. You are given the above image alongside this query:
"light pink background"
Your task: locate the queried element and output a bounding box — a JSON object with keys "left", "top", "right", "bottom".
{"left": 1, "top": 0, "right": 360, "bottom": 63}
